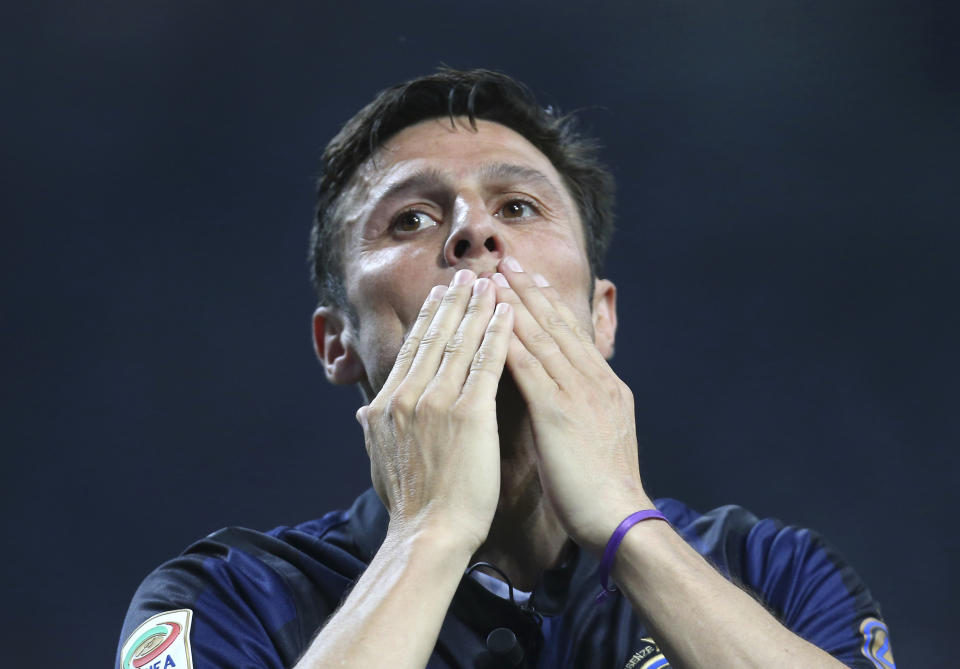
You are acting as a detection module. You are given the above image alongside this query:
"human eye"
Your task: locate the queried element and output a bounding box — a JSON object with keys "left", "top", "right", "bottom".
{"left": 495, "top": 198, "right": 541, "bottom": 220}
{"left": 391, "top": 209, "right": 440, "bottom": 234}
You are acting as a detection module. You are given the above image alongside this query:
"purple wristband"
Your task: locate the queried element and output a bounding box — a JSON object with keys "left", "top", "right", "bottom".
{"left": 595, "top": 509, "right": 669, "bottom": 603}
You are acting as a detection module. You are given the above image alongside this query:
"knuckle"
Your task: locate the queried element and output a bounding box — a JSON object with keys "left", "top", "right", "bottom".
{"left": 469, "top": 347, "right": 502, "bottom": 373}
{"left": 463, "top": 298, "right": 483, "bottom": 316}
{"left": 420, "top": 327, "right": 445, "bottom": 347}
{"left": 415, "top": 393, "right": 444, "bottom": 416}
{"left": 443, "top": 332, "right": 466, "bottom": 356}
{"left": 387, "top": 392, "right": 414, "bottom": 417}
{"left": 573, "top": 323, "right": 593, "bottom": 342}
{"left": 441, "top": 288, "right": 462, "bottom": 305}
{"left": 470, "top": 347, "right": 492, "bottom": 369}
{"left": 545, "top": 313, "right": 569, "bottom": 331}
{"left": 603, "top": 378, "right": 628, "bottom": 401}
{"left": 515, "top": 349, "right": 541, "bottom": 370}
{"left": 395, "top": 338, "right": 419, "bottom": 363}
{"left": 468, "top": 364, "right": 501, "bottom": 385}
{"left": 451, "top": 401, "right": 482, "bottom": 422}
{"left": 530, "top": 330, "right": 557, "bottom": 348}
{"left": 402, "top": 332, "right": 423, "bottom": 351}
{"left": 366, "top": 403, "right": 384, "bottom": 423}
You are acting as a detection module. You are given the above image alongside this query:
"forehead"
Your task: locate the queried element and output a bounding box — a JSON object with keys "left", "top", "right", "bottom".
{"left": 340, "top": 118, "right": 577, "bottom": 217}
{"left": 379, "top": 117, "right": 558, "bottom": 174}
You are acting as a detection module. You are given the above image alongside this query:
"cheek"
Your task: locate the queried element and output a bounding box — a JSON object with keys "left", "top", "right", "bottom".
{"left": 350, "top": 246, "right": 438, "bottom": 326}
{"left": 345, "top": 246, "right": 443, "bottom": 386}
{"left": 522, "top": 232, "right": 594, "bottom": 325}
{"left": 525, "top": 232, "right": 590, "bottom": 288}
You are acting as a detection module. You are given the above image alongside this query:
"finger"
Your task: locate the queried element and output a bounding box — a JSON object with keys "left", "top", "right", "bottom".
{"left": 399, "top": 268, "right": 479, "bottom": 396}
{"left": 529, "top": 274, "right": 595, "bottom": 345}
{"left": 378, "top": 284, "right": 448, "bottom": 396}
{"left": 498, "top": 256, "right": 591, "bottom": 363}
{"left": 503, "top": 327, "right": 559, "bottom": 406}
{"left": 429, "top": 276, "right": 498, "bottom": 397}
{"left": 490, "top": 270, "right": 578, "bottom": 384}
{"left": 459, "top": 301, "right": 516, "bottom": 401}
{"left": 356, "top": 404, "right": 373, "bottom": 460}
{"left": 528, "top": 272, "right": 610, "bottom": 368}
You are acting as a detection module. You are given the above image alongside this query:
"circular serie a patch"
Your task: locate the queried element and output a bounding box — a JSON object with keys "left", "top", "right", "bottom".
{"left": 120, "top": 609, "right": 194, "bottom": 669}
{"left": 126, "top": 622, "right": 180, "bottom": 667}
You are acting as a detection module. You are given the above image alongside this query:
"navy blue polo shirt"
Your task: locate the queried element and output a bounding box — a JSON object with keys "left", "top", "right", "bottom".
{"left": 117, "top": 489, "right": 895, "bottom": 668}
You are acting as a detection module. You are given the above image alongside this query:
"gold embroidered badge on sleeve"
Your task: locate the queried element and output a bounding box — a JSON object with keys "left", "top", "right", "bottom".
{"left": 859, "top": 616, "right": 895, "bottom": 669}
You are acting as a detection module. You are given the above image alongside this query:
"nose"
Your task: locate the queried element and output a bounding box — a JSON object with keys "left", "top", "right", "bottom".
{"left": 442, "top": 201, "right": 505, "bottom": 267}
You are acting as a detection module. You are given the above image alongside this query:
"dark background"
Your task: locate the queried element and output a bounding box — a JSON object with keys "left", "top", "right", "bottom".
{"left": 3, "top": 1, "right": 957, "bottom": 666}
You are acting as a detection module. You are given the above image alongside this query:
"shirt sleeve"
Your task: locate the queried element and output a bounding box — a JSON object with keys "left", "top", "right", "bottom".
{"left": 740, "top": 516, "right": 896, "bottom": 669}
{"left": 665, "top": 500, "right": 896, "bottom": 669}
{"left": 116, "top": 524, "right": 359, "bottom": 669}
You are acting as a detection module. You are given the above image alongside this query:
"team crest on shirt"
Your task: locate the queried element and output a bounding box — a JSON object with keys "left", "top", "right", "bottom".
{"left": 120, "top": 609, "right": 194, "bottom": 669}
{"left": 623, "top": 636, "right": 670, "bottom": 669}
{"left": 859, "top": 617, "right": 895, "bottom": 669}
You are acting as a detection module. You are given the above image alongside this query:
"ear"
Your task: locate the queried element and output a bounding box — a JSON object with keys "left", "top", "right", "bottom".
{"left": 312, "top": 306, "right": 366, "bottom": 385}
{"left": 591, "top": 278, "right": 618, "bottom": 359}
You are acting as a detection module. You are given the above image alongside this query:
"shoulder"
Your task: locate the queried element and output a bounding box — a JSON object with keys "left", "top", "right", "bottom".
{"left": 116, "top": 488, "right": 387, "bottom": 669}
{"left": 656, "top": 498, "right": 818, "bottom": 580}
{"left": 656, "top": 498, "right": 895, "bottom": 669}
{"left": 656, "top": 497, "right": 869, "bottom": 599}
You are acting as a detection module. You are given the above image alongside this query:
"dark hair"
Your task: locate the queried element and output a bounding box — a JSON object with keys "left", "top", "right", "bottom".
{"left": 309, "top": 67, "right": 615, "bottom": 311}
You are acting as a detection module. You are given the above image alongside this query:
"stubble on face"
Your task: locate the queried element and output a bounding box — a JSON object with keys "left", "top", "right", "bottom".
{"left": 328, "top": 120, "right": 615, "bottom": 572}
{"left": 335, "top": 117, "right": 597, "bottom": 401}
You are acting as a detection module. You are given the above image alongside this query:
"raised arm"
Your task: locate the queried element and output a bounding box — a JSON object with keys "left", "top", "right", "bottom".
{"left": 296, "top": 270, "right": 511, "bottom": 669}
{"left": 493, "top": 256, "right": 849, "bottom": 669}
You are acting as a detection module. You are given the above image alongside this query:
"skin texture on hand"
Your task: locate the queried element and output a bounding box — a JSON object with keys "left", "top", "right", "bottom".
{"left": 487, "top": 257, "right": 847, "bottom": 669}
{"left": 491, "top": 256, "right": 653, "bottom": 553}
{"left": 356, "top": 268, "right": 514, "bottom": 552}
{"left": 304, "top": 117, "right": 849, "bottom": 669}
{"left": 357, "top": 252, "right": 652, "bottom": 557}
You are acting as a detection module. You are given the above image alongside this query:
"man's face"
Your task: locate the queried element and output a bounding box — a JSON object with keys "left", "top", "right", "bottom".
{"left": 332, "top": 117, "right": 606, "bottom": 395}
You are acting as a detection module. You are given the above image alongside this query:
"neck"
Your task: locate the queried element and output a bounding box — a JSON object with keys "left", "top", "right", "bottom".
{"left": 470, "top": 375, "right": 570, "bottom": 592}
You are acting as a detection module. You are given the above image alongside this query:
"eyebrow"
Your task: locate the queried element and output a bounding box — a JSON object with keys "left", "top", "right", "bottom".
{"left": 376, "top": 162, "right": 566, "bottom": 205}
{"left": 476, "top": 162, "right": 564, "bottom": 201}
{"left": 377, "top": 167, "right": 450, "bottom": 203}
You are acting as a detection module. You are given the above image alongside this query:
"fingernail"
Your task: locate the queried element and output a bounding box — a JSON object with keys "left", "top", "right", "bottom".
{"left": 495, "top": 302, "right": 511, "bottom": 315}
{"left": 502, "top": 256, "right": 523, "bottom": 272}
{"left": 453, "top": 269, "right": 475, "bottom": 286}
{"left": 533, "top": 273, "right": 549, "bottom": 287}
{"left": 429, "top": 285, "right": 447, "bottom": 300}
{"left": 491, "top": 273, "right": 509, "bottom": 287}
{"left": 472, "top": 277, "right": 490, "bottom": 295}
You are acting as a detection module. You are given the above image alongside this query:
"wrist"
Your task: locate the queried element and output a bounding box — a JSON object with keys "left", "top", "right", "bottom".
{"left": 574, "top": 489, "right": 657, "bottom": 555}
{"left": 385, "top": 514, "right": 486, "bottom": 562}
{"left": 595, "top": 508, "right": 670, "bottom": 602}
